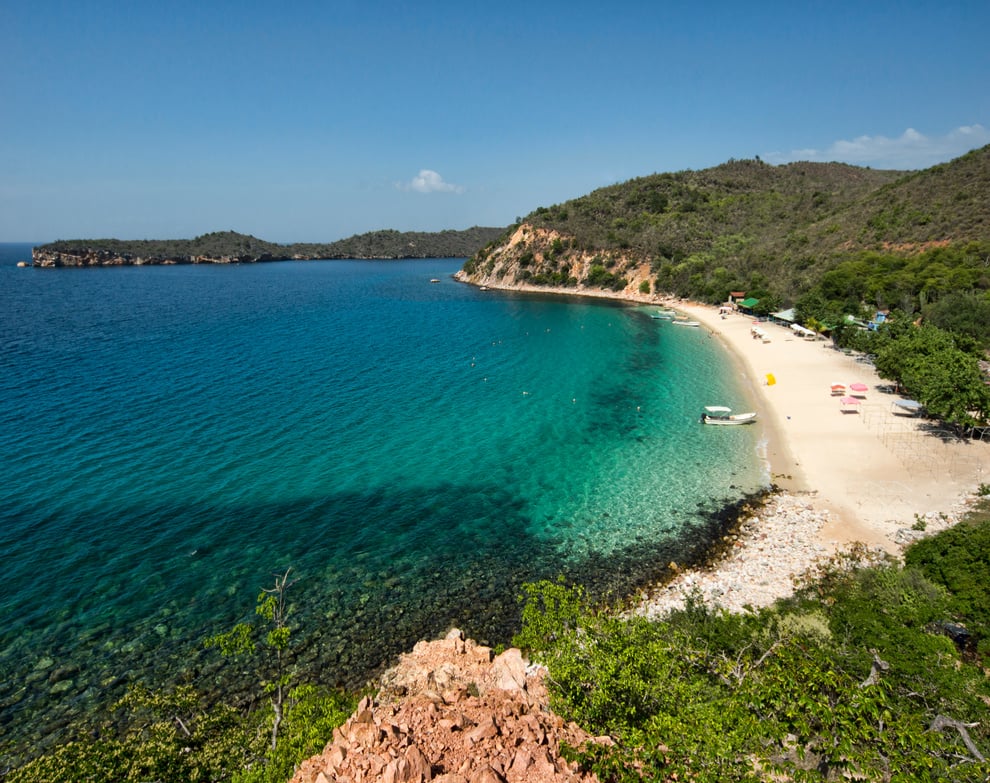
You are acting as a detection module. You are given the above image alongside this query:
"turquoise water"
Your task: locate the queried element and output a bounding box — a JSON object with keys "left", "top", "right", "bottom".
{"left": 0, "top": 244, "right": 765, "bottom": 755}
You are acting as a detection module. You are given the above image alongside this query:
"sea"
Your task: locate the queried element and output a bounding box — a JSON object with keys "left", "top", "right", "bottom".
{"left": 0, "top": 242, "right": 766, "bottom": 759}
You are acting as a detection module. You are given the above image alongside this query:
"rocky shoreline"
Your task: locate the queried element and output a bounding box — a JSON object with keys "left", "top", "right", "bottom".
{"left": 633, "top": 489, "right": 980, "bottom": 618}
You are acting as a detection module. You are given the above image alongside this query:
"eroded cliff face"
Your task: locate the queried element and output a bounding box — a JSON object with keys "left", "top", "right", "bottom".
{"left": 30, "top": 249, "right": 281, "bottom": 267}
{"left": 290, "top": 628, "right": 605, "bottom": 783}
{"left": 455, "top": 224, "right": 653, "bottom": 298}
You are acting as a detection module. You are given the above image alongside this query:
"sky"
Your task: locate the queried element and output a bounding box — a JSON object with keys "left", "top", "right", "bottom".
{"left": 2, "top": 0, "right": 989, "bottom": 243}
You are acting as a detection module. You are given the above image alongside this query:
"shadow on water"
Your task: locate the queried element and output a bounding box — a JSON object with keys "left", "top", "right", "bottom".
{"left": 0, "top": 480, "right": 769, "bottom": 764}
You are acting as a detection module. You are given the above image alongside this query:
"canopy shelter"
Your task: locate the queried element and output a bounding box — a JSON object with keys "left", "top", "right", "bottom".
{"left": 848, "top": 382, "right": 869, "bottom": 397}
{"left": 790, "top": 322, "right": 816, "bottom": 338}
{"left": 772, "top": 307, "right": 796, "bottom": 325}
{"left": 830, "top": 383, "right": 846, "bottom": 396}
{"left": 892, "top": 399, "right": 924, "bottom": 416}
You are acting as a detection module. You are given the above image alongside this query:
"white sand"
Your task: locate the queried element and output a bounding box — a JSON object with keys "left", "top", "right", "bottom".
{"left": 635, "top": 298, "right": 990, "bottom": 615}
{"left": 675, "top": 300, "right": 989, "bottom": 552}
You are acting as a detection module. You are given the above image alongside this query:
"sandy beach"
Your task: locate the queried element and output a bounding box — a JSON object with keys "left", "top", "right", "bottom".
{"left": 633, "top": 297, "right": 990, "bottom": 615}
{"left": 458, "top": 276, "right": 990, "bottom": 613}
{"left": 676, "top": 300, "right": 988, "bottom": 546}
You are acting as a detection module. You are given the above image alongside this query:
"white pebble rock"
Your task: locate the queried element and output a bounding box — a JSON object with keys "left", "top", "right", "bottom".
{"left": 633, "top": 493, "right": 854, "bottom": 618}
{"left": 633, "top": 490, "right": 979, "bottom": 619}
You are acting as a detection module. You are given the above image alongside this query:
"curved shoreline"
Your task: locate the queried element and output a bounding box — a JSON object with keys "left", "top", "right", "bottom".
{"left": 456, "top": 274, "right": 990, "bottom": 613}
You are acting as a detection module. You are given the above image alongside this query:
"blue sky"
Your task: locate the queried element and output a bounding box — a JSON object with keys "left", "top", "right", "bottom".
{"left": 2, "top": 0, "right": 988, "bottom": 243}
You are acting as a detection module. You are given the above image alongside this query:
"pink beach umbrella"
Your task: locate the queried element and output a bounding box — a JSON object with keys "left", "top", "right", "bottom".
{"left": 840, "top": 396, "right": 862, "bottom": 413}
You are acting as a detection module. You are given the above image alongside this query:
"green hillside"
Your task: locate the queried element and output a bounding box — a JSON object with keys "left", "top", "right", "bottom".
{"left": 462, "top": 145, "right": 990, "bottom": 310}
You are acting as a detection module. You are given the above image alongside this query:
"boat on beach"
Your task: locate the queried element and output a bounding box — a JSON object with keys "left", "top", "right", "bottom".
{"left": 701, "top": 405, "right": 758, "bottom": 425}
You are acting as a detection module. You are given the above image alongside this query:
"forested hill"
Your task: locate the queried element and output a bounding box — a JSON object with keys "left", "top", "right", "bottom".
{"left": 460, "top": 144, "right": 990, "bottom": 308}
{"left": 32, "top": 226, "right": 505, "bottom": 267}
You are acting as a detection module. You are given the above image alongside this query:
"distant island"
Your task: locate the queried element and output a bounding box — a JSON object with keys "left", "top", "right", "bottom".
{"left": 30, "top": 227, "right": 505, "bottom": 267}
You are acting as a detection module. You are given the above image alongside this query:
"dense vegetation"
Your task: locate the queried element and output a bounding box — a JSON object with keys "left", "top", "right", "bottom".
{"left": 465, "top": 144, "right": 990, "bottom": 317}
{"left": 514, "top": 509, "right": 990, "bottom": 782}
{"left": 38, "top": 226, "right": 505, "bottom": 261}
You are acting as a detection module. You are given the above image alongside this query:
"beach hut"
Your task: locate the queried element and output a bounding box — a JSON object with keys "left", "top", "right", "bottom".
{"left": 738, "top": 297, "right": 760, "bottom": 315}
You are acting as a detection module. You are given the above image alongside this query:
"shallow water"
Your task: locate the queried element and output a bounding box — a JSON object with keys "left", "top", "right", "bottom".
{"left": 0, "top": 245, "right": 765, "bottom": 757}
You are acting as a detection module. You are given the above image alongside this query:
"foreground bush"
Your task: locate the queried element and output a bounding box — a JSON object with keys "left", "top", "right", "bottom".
{"left": 7, "top": 683, "right": 355, "bottom": 783}
{"left": 515, "top": 540, "right": 990, "bottom": 781}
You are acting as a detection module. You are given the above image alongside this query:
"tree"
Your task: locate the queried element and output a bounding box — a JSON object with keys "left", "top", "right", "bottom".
{"left": 903, "top": 348, "right": 990, "bottom": 428}
{"left": 870, "top": 322, "right": 990, "bottom": 427}
{"left": 206, "top": 568, "right": 298, "bottom": 752}
{"left": 924, "top": 291, "right": 990, "bottom": 349}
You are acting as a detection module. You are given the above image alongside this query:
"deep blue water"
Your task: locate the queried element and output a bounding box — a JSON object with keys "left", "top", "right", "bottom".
{"left": 0, "top": 243, "right": 765, "bottom": 754}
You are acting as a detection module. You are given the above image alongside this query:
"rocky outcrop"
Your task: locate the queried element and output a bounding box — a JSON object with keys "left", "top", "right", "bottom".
{"left": 290, "top": 629, "right": 604, "bottom": 783}
{"left": 456, "top": 223, "right": 653, "bottom": 299}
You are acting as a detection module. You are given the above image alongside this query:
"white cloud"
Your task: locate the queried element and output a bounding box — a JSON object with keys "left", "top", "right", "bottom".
{"left": 398, "top": 169, "right": 465, "bottom": 194}
{"left": 764, "top": 124, "right": 990, "bottom": 169}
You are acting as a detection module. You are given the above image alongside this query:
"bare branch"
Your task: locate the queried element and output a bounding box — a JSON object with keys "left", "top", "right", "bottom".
{"left": 929, "top": 714, "right": 985, "bottom": 762}
{"left": 859, "top": 650, "right": 890, "bottom": 688}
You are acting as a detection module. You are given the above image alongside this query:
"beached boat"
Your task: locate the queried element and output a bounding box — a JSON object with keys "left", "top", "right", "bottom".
{"left": 671, "top": 319, "right": 700, "bottom": 327}
{"left": 701, "top": 406, "right": 758, "bottom": 425}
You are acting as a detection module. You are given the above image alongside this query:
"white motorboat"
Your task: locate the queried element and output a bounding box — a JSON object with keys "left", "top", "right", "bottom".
{"left": 701, "top": 406, "right": 757, "bottom": 425}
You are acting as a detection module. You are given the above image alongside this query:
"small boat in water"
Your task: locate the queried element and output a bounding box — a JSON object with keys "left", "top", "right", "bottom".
{"left": 701, "top": 406, "right": 757, "bottom": 425}
{"left": 650, "top": 309, "right": 677, "bottom": 319}
{"left": 671, "top": 319, "right": 700, "bottom": 327}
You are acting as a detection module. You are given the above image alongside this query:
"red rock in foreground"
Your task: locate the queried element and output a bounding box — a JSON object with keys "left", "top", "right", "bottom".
{"left": 290, "top": 629, "right": 603, "bottom": 783}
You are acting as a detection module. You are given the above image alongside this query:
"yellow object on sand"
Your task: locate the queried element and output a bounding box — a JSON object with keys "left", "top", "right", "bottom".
{"left": 766, "top": 373, "right": 776, "bottom": 386}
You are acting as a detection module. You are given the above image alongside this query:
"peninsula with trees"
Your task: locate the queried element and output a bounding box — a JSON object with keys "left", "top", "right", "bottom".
{"left": 30, "top": 226, "right": 505, "bottom": 267}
